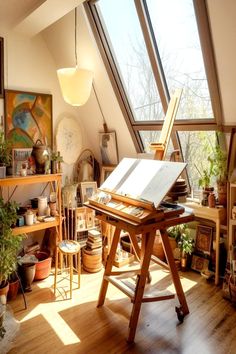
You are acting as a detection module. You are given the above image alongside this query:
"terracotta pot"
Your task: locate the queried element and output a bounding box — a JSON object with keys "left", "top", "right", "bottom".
{"left": 0, "top": 282, "right": 9, "bottom": 303}
{"left": 34, "top": 251, "right": 52, "bottom": 280}
{"left": 7, "top": 279, "right": 20, "bottom": 301}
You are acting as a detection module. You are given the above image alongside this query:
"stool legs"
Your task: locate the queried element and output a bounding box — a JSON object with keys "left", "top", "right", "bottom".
{"left": 54, "top": 248, "right": 81, "bottom": 298}
{"left": 77, "top": 252, "right": 81, "bottom": 289}
{"left": 54, "top": 246, "right": 59, "bottom": 294}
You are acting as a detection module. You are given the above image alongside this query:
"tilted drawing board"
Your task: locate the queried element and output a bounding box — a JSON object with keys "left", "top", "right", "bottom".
{"left": 88, "top": 158, "right": 186, "bottom": 223}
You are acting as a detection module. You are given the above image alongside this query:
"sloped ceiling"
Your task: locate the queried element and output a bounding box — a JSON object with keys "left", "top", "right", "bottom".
{"left": 0, "top": 0, "right": 236, "bottom": 127}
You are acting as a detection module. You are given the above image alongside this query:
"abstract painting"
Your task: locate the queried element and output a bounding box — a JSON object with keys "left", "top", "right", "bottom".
{"left": 4, "top": 90, "right": 52, "bottom": 148}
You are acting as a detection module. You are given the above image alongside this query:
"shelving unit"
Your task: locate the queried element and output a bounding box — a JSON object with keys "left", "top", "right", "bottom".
{"left": 228, "top": 182, "right": 236, "bottom": 249}
{"left": 183, "top": 201, "right": 227, "bottom": 285}
{"left": 0, "top": 173, "right": 62, "bottom": 241}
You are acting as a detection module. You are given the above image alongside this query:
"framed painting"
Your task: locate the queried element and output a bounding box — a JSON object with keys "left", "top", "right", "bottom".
{"left": 80, "top": 181, "right": 97, "bottom": 204}
{"left": 12, "top": 148, "right": 35, "bottom": 176}
{"left": 100, "top": 165, "right": 116, "bottom": 185}
{"left": 99, "top": 131, "right": 118, "bottom": 165}
{"left": 195, "top": 225, "right": 213, "bottom": 255}
{"left": 0, "top": 37, "right": 4, "bottom": 98}
{"left": 191, "top": 254, "right": 209, "bottom": 273}
{"left": 4, "top": 89, "right": 52, "bottom": 148}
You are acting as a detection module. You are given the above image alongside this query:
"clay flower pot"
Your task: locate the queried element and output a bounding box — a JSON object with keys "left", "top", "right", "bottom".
{"left": 34, "top": 251, "right": 52, "bottom": 280}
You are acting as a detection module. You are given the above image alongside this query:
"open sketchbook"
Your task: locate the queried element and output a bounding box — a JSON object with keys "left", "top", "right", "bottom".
{"left": 100, "top": 158, "right": 186, "bottom": 208}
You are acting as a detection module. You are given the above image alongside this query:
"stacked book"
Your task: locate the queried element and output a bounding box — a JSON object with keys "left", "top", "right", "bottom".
{"left": 84, "top": 229, "right": 103, "bottom": 255}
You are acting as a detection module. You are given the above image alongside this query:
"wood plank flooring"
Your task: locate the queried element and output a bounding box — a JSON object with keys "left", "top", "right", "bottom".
{"left": 6, "top": 263, "right": 236, "bottom": 354}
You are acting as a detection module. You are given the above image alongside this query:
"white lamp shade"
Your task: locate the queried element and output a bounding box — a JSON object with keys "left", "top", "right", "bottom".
{"left": 57, "top": 67, "right": 93, "bottom": 106}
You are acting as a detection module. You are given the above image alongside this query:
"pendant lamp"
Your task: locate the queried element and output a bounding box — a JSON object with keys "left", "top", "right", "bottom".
{"left": 57, "top": 8, "right": 93, "bottom": 106}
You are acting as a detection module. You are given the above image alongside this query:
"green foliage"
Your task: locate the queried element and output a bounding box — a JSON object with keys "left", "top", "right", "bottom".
{"left": 51, "top": 151, "right": 64, "bottom": 163}
{"left": 167, "top": 224, "right": 194, "bottom": 256}
{"left": 198, "top": 168, "right": 213, "bottom": 188}
{"left": 0, "top": 197, "right": 24, "bottom": 287}
{"left": 208, "top": 144, "right": 227, "bottom": 183}
{"left": 0, "top": 132, "right": 12, "bottom": 166}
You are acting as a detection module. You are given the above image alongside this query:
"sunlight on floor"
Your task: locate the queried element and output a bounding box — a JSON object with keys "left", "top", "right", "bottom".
{"left": 16, "top": 264, "right": 198, "bottom": 346}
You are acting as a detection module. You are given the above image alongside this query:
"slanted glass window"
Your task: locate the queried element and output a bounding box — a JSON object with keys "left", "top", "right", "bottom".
{"left": 177, "top": 131, "right": 217, "bottom": 197}
{"left": 98, "top": 0, "right": 164, "bottom": 122}
{"left": 146, "top": 0, "right": 214, "bottom": 120}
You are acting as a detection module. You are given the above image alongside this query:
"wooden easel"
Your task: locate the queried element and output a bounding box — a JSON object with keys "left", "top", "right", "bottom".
{"left": 87, "top": 201, "right": 193, "bottom": 343}
{"left": 150, "top": 89, "right": 182, "bottom": 161}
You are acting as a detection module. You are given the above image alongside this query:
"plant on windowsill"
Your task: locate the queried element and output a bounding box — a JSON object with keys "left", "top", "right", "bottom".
{"left": 0, "top": 196, "right": 24, "bottom": 337}
{"left": 195, "top": 164, "right": 214, "bottom": 206}
{"left": 208, "top": 144, "right": 228, "bottom": 206}
{"left": 0, "top": 132, "right": 12, "bottom": 178}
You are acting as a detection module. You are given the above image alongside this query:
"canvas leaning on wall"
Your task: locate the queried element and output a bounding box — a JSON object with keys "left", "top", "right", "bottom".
{"left": 99, "top": 132, "right": 118, "bottom": 165}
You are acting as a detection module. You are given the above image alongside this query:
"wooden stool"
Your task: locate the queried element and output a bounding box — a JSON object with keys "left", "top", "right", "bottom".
{"left": 54, "top": 240, "right": 81, "bottom": 298}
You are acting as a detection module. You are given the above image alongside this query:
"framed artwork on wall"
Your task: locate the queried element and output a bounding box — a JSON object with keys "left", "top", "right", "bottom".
{"left": 80, "top": 181, "right": 97, "bottom": 204}
{"left": 4, "top": 90, "right": 52, "bottom": 148}
{"left": 0, "top": 37, "right": 4, "bottom": 98}
{"left": 195, "top": 225, "right": 213, "bottom": 255}
{"left": 99, "top": 131, "right": 118, "bottom": 165}
{"left": 12, "top": 148, "right": 35, "bottom": 175}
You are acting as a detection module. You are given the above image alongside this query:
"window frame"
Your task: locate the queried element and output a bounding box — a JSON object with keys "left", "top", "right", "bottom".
{"left": 85, "top": 0, "right": 224, "bottom": 154}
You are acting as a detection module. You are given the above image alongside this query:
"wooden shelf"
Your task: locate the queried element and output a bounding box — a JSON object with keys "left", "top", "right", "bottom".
{"left": 0, "top": 174, "right": 62, "bottom": 241}
{"left": 12, "top": 217, "right": 60, "bottom": 235}
{"left": 0, "top": 173, "right": 62, "bottom": 187}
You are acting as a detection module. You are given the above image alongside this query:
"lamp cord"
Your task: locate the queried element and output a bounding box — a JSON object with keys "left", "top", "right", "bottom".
{"left": 92, "top": 83, "right": 107, "bottom": 131}
{"left": 75, "top": 7, "right": 78, "bottom": 67}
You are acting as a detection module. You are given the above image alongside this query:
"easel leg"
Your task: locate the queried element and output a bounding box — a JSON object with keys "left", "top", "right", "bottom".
{"left": 160, "top": 228, "right": 189, "bottom": 316}
{"left": 97, "top": 227, "right": 121, "bottom": 307}
{"left": 127, "top": 231, "right": 155, "bottom": 343}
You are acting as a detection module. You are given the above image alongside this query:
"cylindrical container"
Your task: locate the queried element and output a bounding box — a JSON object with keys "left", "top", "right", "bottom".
{"left": 34, "top": 251, "right": 52, "bottom": 280}
{"left": 82, "top": 248, "right": 103, "bottom": 273}
{"left": 25, "top": 210, "right": 34, "bottom": 226}
{"left": 38, "top": 196, "right": 48, "bottom": 216}
{"left": 208, "top": 192, "right": 216, "bottom": 208}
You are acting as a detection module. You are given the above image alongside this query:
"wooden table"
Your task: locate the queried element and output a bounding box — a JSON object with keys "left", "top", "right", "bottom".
{"left": 87, "top": 202, "right": 193, "bottom": 343}
{"left": 183, "top": 202, "right": 226, "bottom": 285}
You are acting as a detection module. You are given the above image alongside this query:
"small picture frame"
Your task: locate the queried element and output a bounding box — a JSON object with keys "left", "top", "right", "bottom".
{"left": 191, "top": 254, "right": 209, "bottom": 273}
{"left": 100, "top": 165, "right": 116, "bottom": 185}
{"left": 76, "top": 207, "right": 86, "bottom": 231}
{"left": 195, "top": 225, "right": 213, "bottom": 255}
{"left": 12, "top": 148, "right": 34, "bottom": 176}
{"left": 80, "top": 181, "right": 97, "bottom": 204}
{"left": 99, "top": 131, "right": 118, "bottom": 165}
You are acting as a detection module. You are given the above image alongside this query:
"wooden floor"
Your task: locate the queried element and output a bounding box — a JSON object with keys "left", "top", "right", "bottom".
{"left": 6, "top": 262, "right": 236, "bottom": 354}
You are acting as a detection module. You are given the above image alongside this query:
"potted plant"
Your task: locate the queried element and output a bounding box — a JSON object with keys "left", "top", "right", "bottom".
{"left": 0, "top": 132, "right": 12, "bottom": 178}
{"left": 0, "top": 197, "right": 24, "bottom": 294}
{"left": 208, "top": 144, "right": 227, "bottom": 206}
{"left": 196, "top": 164, "right": 214, "bottom": 206}
{"left": 177, "top": 227, "right": 194, "bottom": 271}
{"left": 167, "top": 224, "right": 194, "bottom": 270}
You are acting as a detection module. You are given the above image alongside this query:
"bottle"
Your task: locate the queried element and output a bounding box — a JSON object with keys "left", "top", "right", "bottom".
{"left": 208, "top": 192, "right": 216, "bottom": 208}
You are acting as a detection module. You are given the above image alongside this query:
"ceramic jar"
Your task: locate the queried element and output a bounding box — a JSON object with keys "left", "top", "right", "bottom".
{"left": 25, "top": 210, "right": 34, "bottom": 226}
{"left": 38, "top": 196, "right": 48, "bottom": 216}
{"left": 31, "top": 139, "right": 49, "bottom": 174}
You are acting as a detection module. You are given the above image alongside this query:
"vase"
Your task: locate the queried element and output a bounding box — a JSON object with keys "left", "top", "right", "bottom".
{"left": 31, "top": 139, "right": 49, "bottom": 174}
{"left": 19, "top": 263, "right": 36, "bottom": 292}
